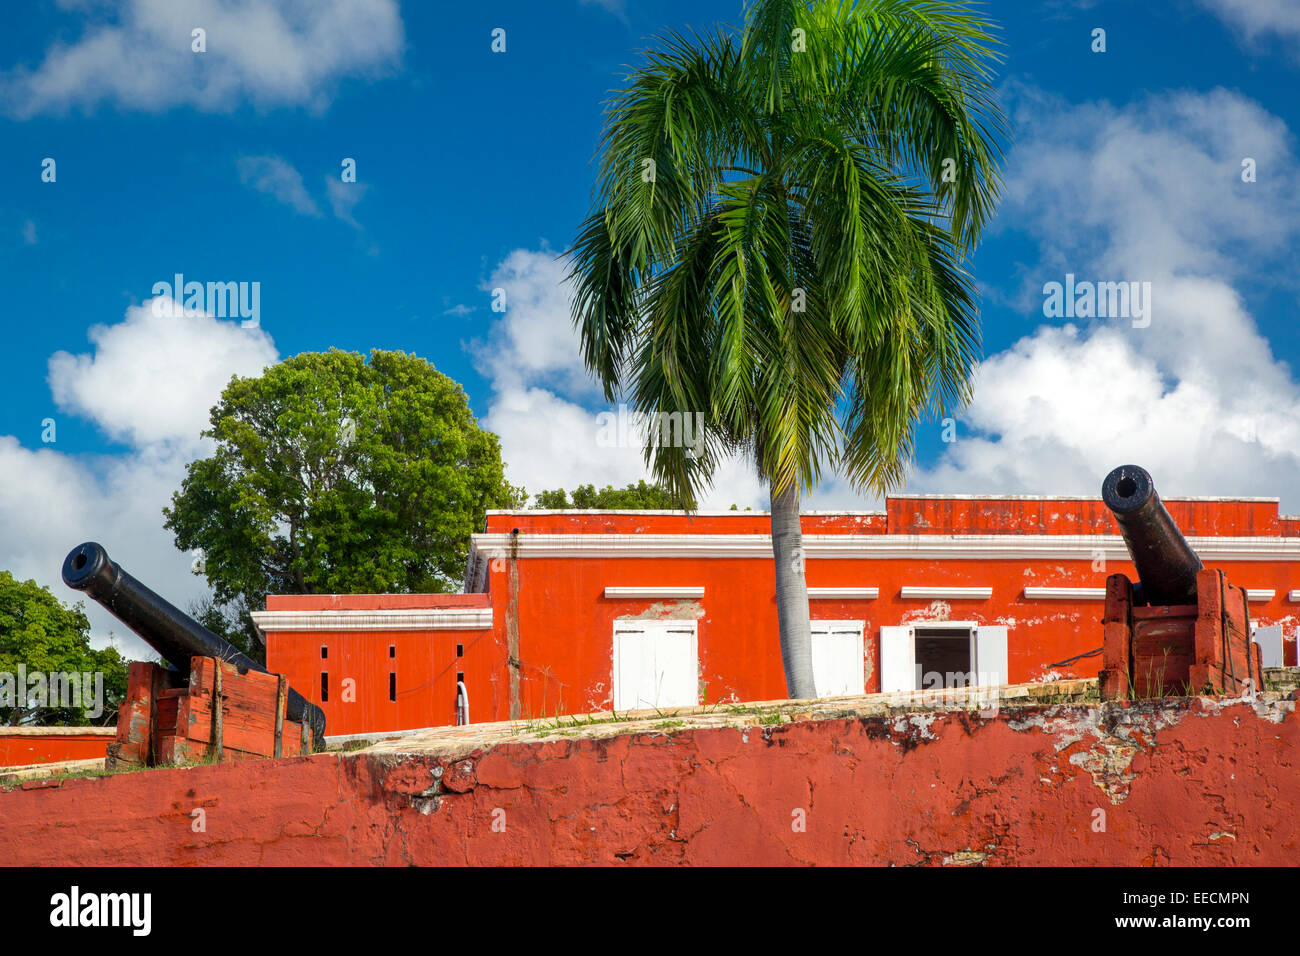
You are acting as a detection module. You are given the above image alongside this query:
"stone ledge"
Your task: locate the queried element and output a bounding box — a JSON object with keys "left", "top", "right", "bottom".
{"left": 360, "top": 679, "right": 1105, "bottom": 759}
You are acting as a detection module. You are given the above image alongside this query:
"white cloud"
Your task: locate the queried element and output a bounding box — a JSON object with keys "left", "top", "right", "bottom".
{"left": 325, "top": 175, "right": 369, "bottom": 229}
{"left": 474, "top": 248, "right": 768, "bottom": 510}
{"left": 48, "top": 297, "right": 277, "bottom": 450}
{"left": 474, "top": 248, "right": 599, "bottom": 396}
{"left": 21, "top": 219, "right": 37, "bottom": 245}
{"left": 1197, "top": 0, "right": 1300, "bottom": 48}
{"left": 0, "top": 439, "right": 208, "bottom": 660}
{"left": 483, "top": 386, "right": 766, "bottom": 510}
{"left": 237, "top": 155, "right": 321, "bottom": 216}
{"left": 1, "top": 299, "right": 279, "bottom": 658}
{"left": 912, "top": 86, "right": 1300, "bottom": 506}
{"left": 1, "top": 0, "right": 404, "bottom": 118}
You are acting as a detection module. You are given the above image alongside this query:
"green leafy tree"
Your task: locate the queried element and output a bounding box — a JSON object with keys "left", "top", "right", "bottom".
{"left": 568, "top": 0, "right": 1005, "bottom": 697}
{"left": 0, "top": 571, "right": 128, "bottom": 725}
{"left": 533, "top": 480, "right": 696, "bottom": 509}
{"left": 165, "top": 349, "right": 522, "bottom": 651}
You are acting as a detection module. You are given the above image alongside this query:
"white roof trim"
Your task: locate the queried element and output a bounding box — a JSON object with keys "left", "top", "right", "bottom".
{"left": 900, "top": 586, "right": 992, "bottom": 600}
{"left": 1023, "top": 587, "right": 1107, "bottom": 600}
{"left": 1289, "top": 590, "right": 1300, "bottom": 602}
{"left": 469, "top": 532, "right": 1300, "bottom": 565}
{"left": 1246, "top": 589, "right": 1276, "bottom": 602}
{"left": 808, "top": 587, "right": 879, "bottom": 599}
{"left": 603, "top": 586, "right": 704, "bottom": 599}
{"left": 250, "top": 608, "right": 492, "bottom": 633}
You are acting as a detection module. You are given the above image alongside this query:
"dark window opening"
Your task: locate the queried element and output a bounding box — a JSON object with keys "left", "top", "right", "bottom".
{"left": 389, "top": 645, "right": 396, "bottom": 658}
{"left": 320, "top": 646, "right": 328, "bottom": 659}
{"left": 457, "top": 671, "right": 464, "bottom": 684}
{"left": 456, "top": 643, "right": 464, "bottom": 657}
{"left": 320, "top": 672, "right": 329, "bottom": 702}
{"left": 389, "top": 672, "right": 397, "bottom": 702}
{"left": 915, "top": 627, "right": 972, "bottom": 689}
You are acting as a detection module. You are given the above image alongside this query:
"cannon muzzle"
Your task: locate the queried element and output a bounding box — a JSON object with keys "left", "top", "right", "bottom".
{"left": 62, "top": 542, "right": 325, "bottom": 742}
{"left": 1101, "top": 465, "right": 1203, "bottom": 606}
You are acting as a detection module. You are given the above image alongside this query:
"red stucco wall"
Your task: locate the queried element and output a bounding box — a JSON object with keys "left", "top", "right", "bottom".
{"left": 2, "top": 696, "right": 1295, "bottom": 865}
{"left": 265, "top": 593, "right": 491, "bottom": 736}
{"left": 0, "top": 729, "right": 113, "bottom": 768}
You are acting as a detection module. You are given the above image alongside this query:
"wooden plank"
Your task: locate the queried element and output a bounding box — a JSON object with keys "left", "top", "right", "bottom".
{"left": 108, "top": 662, "right": 158, "bottom": 769}
{"left": 274, "top": 675, "right": 287, "bottom": 759}
{"left": 1100, "top": 573, "right": 1133, "bottom": 700}
{"left": 211, "top": 660, "right": 224, "bottom": 762}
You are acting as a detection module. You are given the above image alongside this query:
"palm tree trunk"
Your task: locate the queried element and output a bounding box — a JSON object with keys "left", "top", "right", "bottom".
{"left": 770, "top": 480, "right": 816, "bottom": 698}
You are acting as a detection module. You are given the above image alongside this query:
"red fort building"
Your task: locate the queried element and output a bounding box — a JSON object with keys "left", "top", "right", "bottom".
{"left": 256, "top": 493, "right": 1300, "bottom": 737}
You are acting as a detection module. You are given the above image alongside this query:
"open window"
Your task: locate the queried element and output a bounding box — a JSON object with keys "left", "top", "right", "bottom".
{"left": 880, "top": 623, "right": 1008, "bottom": 692}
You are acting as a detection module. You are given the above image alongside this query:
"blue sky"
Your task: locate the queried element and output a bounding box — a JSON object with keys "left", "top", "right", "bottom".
{"left": 3, "top": 0, "right": 1300, "bottom": 651}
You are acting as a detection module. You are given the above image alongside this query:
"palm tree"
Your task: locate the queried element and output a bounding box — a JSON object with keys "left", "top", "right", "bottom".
{"left": 568, "top": 0, "right": 1006, "bottom": 698}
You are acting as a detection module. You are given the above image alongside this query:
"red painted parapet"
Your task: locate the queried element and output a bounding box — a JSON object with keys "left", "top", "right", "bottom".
{"left": 0, "top": 727, "right": 113, "bottom": 767}
{"left": 109, "top": 657, "right": 308, "bottom": 768}
{"left": 1100, "top": 568, "right": 1261, "bottom": 699}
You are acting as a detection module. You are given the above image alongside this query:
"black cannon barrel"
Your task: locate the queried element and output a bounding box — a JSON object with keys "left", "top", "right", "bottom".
{"left": 1101, "top": 465, "right": 1203, "bottom": 606}
{"left": 62, "top": 542, "right": 325, "bottom": 742}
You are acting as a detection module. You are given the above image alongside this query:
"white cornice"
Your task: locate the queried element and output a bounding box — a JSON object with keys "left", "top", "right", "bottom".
{"left": 1290, "top": 590, "right": 1300, "bottom": 602}
{"left": 250, "top": 608, "right": 492, "bottom": 633}
{"left": 1023, "top": 587, "right": 1107, "bottom": 600}
{"left": 469, "top": 532, "right": 1300, "bottom": 565}
{"left": 1246, "top": 589, "right": 1276, "bottom": 602}
{"left": 485, "top": 509, "right": 886, "bottom": 516}
{"left": 808, "top": 587, "right": 879, "bottom": 599}
{"left": 603, "top": 586, "right": 704, "bottom": 599}
{"left": 900, "top": 586, "right": 992, "bottom": 600}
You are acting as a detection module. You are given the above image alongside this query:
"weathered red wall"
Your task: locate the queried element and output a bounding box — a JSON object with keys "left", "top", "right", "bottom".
{"left": 0, "top": 729, "right": 113, "bottom": 767}
{"left": 1, "top": 696, "right": 1294, "bottom": 865}
{"left": 267, "top": 628, "right": 493, "bottom": 735}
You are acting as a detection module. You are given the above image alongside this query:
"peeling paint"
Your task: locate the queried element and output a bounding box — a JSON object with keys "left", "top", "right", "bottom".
{"left": 621, "top": 601, "right": 705, "bottom": 621}
{"left": 902, "top": 601, "right": 952, "bottom": 624}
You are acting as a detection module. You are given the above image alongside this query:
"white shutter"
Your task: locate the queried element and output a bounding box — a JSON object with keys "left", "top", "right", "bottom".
{"left": 974, "top": 625, "right": 1008, "bottom": 687}
{"left": 657, "top": 625, "right": 699, "bottom": 708}
{"left": 880, "top": 626, "right": 914, "bottom": 692}
{"left": 1254, "top": 624, "right": 1284, "bottom": 668}
{"left": 612, "top": 624, "right": 644, "bottom": 711}
{"left": 612, "top": 620, "right": 698, "bottom": 711}
{"left": 810, "top": 621, "right": 865, "bottom": 697}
